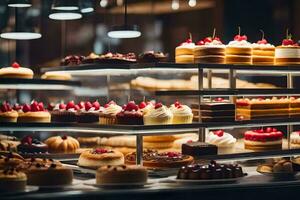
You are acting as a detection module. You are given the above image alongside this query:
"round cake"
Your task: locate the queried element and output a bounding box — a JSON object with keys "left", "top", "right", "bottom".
{"left": 77, "top": 148, "right": 124, "bottom": 169}
{"left": 44, "top": 135, "right": 80, "bottom": 153}
{"left": 96, "top": 165, "right": 148, "bottom": 185}
{"left": 0, "top": 102, "right": 18, "bottom": 122}
{"left": 17, "top": 101, "right": 51, "bottom": 123}
{"left": 275, "top": 32, "right": 300, "bottom": 65}
{"left": 0, "top": 168, "right": 27, "bottom": 192}
{"left": 244, "top": 127, "right": 283, "bottom": 150}
{"left": 0, "top": 62, "right": 33, "bottom": 79}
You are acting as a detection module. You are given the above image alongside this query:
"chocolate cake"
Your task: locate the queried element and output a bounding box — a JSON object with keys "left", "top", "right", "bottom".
{"left": 17, "top": 136, "right": 48, "bottom": 154}
{"left": 182, "top": 142, "right": 217, "bottom": 157}
{"left": 138, "top": 51, "right": 168, "bottom": 63}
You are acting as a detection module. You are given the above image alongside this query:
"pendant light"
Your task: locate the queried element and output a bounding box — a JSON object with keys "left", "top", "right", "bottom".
{"left": 8, "top": 0, "right": 31, "bottom": 8}
{"left": 49, "top": 0, "right": 82, "bottom": 20}
{"left": 79, "top": 0, "right": 94, "bottom": 13}
{"left": 107, "top": 0, "right": 141, "bottom": 39}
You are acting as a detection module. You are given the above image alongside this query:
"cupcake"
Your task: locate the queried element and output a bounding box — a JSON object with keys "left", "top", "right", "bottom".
{"left": 0, "top": 102, "right": 18, "bottom": 122}
{"left": 76, "top": 100, "right": 102, "bottom": 123}
{"left": 143, "top": 103, "right": 173, "bottom": 125}
{"left": 138, "top": 101, "right": 154, "bottom": 115}
{"left": 51, "top": 101, "right": 79, "bottom": 123}
{"left": 206, "top": 130, "right": 236, "bottom": 154}
{"left": 170, "top": 101, "right": 193, "bottom": 124}
{"left": 116, "top": 101, "right": 143, "bottom": 125}
{"left": 99, "top": 101, "right": 122, "bottom": 125}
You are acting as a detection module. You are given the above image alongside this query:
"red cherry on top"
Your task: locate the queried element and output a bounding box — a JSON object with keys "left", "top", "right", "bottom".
{"left": 47, "top": 103, "right": 54, "bottom": 111}
{"left": 92, "top": 101, "right": 100, "bottom": 110}
{"left": 31, "top": 101, "right": 39, "bottom": 112}
{"left": 38, "top": 102, "right": 44, "bottom": 111}
{"left": 77, "top": 101, "right": 85, "bottom": 109}
{"left": 11, "top": 62, "right": 20, "bottom": 68}
{"left": 266, "top": 127, "right": 273, "bottom": 133}
{"left": 174, "top": 101, "right": 181, "bottom": 107}
{"left": 125, "top": 101, "right": 139, "bottom": 111}
{"left": 66, "top": 101, "right": 75, "bottom": 110}
{"left": 234, "top": 35, "right": 247, "bottom": 41}
{"left": 203, "top": 37, "right": 212, "bottom": 43}
{"left": 213, "top": 130, "right": 224, "bottom": 137}
{"left": 197, "top": 40, "right": 205, "bottom": 45}
{"left": 94, "top": 148, "right": 108, "bottom": 154}
{"left": 257, "top": 39, "right": 268, "bottom": 44}
{"left": 84, "top": 101, "right": 93, "bottom": 111}
{"left": 59, "top": 103, "right": 66, "bottom": 110}
{"left": 214, "top": 37, "right": 221, "bottom": 42}
{"left": 166, "top": 152, "right": 180, "bottom": 158}
{"left": 155, "top": 103, "right": 163, "bottom": 109}
{"left": 21, "top": 136, "right": 32, "bottom": 145}
{"left": 22, "top": 104, "right": 31, "bottom": 112}
{"left": 139, "top": 102, "right": 147, "bottom": 109}
{"left": 186, "top": 38, "right": 192, "bottom": 43}
{"left": 272, "top": 128, "right": 277, "bottom": 132}
{"left": 282, "top": 38, "right": 294, "bottom": 46}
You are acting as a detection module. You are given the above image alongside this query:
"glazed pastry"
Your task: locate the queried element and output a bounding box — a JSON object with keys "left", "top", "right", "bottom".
{"left": 17, "top": 136, "right": 48, "bottom": 154}
{"left": 138, "top": 51, "right": 168, "bottom": 63}
{"left": 50, "top": 101, "right": 78, "bottom": 123}
{"left": 206, "top": 130, "right": 236, "bottom": 154}
{"left": 143, "top": 103, "right": 173, "bottom": 125}
{"left": 41, "top": 71, "right": 72, "bottom": 80}
{"left": 0, "top": 62, "right": 33, "bottom": 79}
{"left": 44, "top": 135, "right": 80, "bottom": 153}
{"left": 0, "top": 102, "right": 18, "bottom": 122}
{"left": 60, "top": 55, "right": 85, "bottom": 66}
{"left": 170, "top": 101, "right": 193, "bottom": 124}
{"left": 96, "top": 165, "right": 148, "bottom": 185}
{"left": 244, "top": 127, "right": 283, "bottom": 150}
{"left": 99, "top": 101, "right": 122, "bottom": 125}
{"left": 0, "top": 168, "right": 27, "bottom": 192}
{"left": 77, "top": 148, "right": 124, "bottom": 169}
{"left": 252, "top": 30, "right": 275, "bottom": 65}
{"left": 116, "top": 101, "right": 143, "bottom": 125}
{"left": 226, "top": 28, "right": 252, "bottom": 64}
{"left": 17, "top": 101, "right": 51, "bottom": 123}
{"left": 75, "top": 100, "right": 102, "bottom": 123}
{"left": 175, "top": 38, "right": 195, "bottom": 63}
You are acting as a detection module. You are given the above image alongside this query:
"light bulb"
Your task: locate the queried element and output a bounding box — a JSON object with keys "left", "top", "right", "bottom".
{"left": 100, "top": 0, "right": 108, "bottom": 8}
{"left": 171, "top": 0, "right": 179, "bottom": 10}
{"left": 188, "top": 0, "right": 196, "bottom": 7}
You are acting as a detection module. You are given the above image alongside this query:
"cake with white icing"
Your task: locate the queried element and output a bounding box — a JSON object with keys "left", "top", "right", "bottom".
{"left": 252, "top": 30, "right": 275, "bottom": 65}
{"left": 175, "top": 38, "right": 195, "bottom": 63}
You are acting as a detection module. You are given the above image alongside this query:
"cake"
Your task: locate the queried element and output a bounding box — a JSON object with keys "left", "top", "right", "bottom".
{"left": 194, "top": 31, "right": 226, "bottom": 64}
{"left": 44, "top": 135, "right": 80, "bottom": 153}
{"left": 143, "top": 103, "right": 173, "bottom": 125}
{"left": 290, "top": 131, "right": 300, "bottom": 148}
{"left": 177, "top": 160, "right": 244, "bottom": 180}
{"left": 289, "top": 97, "right": 300, "bottom": 117}
{"left": 96, "top": 165, "right": 148, "bottom": 185}
{"left": 60, "top": 55, "right": 85, "bottom": 66}
{"left": 138, "top": 101, "right": 154, "bottom": 115}
{"left": 0, "top": 168, "right": 27, "bottom": 192}
{"left": 252, "top": 30, "right": 275, "bottom": 65}
{"left": 77, "top": 148, "right": 124, "bottom": 169}
{"left": 41, "top": 71, "right": 72, "bottom": 80}
{"left": 0, "top": 153, "right": 24, "bottom": 169}
{"left": 82, "top": 52, "right": 100, "bottom": 63}
{"left": 17, "top": 136, "right": 48, "bottom": 154}
{"left": 125, "top": 149, "right": 194, "bottom": 168}
{"left": 244, "top": 127, "right": 283, "bottom": 150}
{"left": 99, "top": 101, "right": 122, "bottom": 125}
{"left": 17, "top": 158, "right": 62, "bottom": 172}
{"left": 0, "top": 101, "right": 18, "bottom": 122}
{"left": 275, "top": 31, "right": 300, "bottom": 65}
{"left": 0, "top": 62, "right": 33, "bottom": 79}
{"left": 206, "top": 130, "right": 236, "bottom": 154}
{"left": 175, "top": 37, "right": 195, "bottom": 63}
{"left": 17, "top": 101, "right": 51, "bottom": 123}
{"left": 77, "top": 137, "right": 101, "bottom": 148}
{"left": 236, "top": 97, "right": 290, "bottom": 120}
{"left": 95, "top": 52, "right": 137, "bottom": 64}
{"left": 182, "top": 141, "right": 218, "bottom": 157}
{"left": 258, "top": 159, "right": 293, "bottom": 173}
{"left": 138, "top": 51, "right": 168, "bottom": 63}
{"left": 169, "top": 101, "right": 193, "bottom": 124}
{"left": 75, "top": 100, "right": 102, "bottom": 123}
{"left": 50, "top": 101, "right": 78, "bottom": 123}
{"left": 226, "top": 28, "right": 252, "bottom": 64}
{"left": 116, "top": 101, "right": 143, "bottom": 125}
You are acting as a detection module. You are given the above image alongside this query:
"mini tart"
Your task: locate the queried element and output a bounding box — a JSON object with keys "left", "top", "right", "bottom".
{"left": 275, "top": 45, "right": 300, "bottom": 65}
{"left": 0, "top": 168, "right": 27, "bottom": 192}
{"left": 0, "top": 110, "right": 18, "bottom": 122}
{"left": 99, "top": 102, "right": 122, "bottom": 125}
{"left": 18, "top": 111, "right": 51, "bottom": 123}
{"left": 96, "top": 165, "right": 148, "bottom": 185}
{"left": 44, "top": 136, "right": 80, "bottom": 153}
{"left": 0, "top": 66, "right": 33, "bottom": 79}
{"left": 41, "top": 72, "right": 72, "bottom": 80}
{"left": 77, "top": 149, "right": 124, "bottom": 169}
{"left": 116, "top": 102, "right": 144, "bottom": 125}
{"left": 0, "top": 155, "right": 24, "bottom": 170}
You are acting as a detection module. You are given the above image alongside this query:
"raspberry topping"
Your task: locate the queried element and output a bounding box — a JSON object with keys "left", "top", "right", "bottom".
{"left": 213, "top": 130, "right": 224, "bottom": 137}
{"left": 174, "top": 101, "right": 181, "bottom": 107}
{"left": 21, "top": 136, "right": 32, "bottom": 145}
{"left": 166, "top": 152, "right": 181, "bottom": 158}
{"left": 84, "top": 101, "right": 93, "bottom": 111}
{"left": 0, "top": 102, "right": 12, "bottom": 112}
{"left": 11, "top": 62, "right": 20, "bottom": 69}
{"left": 94, "top": 148, "right": 108, "bottom": 154}
{"left": 66, "top": 101, "right": 75, "bottom": 110}
{"left": 22, "top": 104, "right": 31, "bottom": 112}
{"left": 92, "top": 100, "right": 100, "bottom": 110}
{"left": 138, "top": 102, "right": 147, "bottom": 109}
{"left": 124, "top": 101, "right": 139, "bottom": 111}
{"left": 59, "top": 103, "right": 66, "bottom": 110}
{"left": 155, "top": 103, "right": 163, "bottom": 109}
{"left": 77, "top": 101, "right": 85, "bottom": 109}
{"left": 245, "top": 127, "right": 283, "bottom": 142}
{"left": 30, "top": 101, "right": 40, "bottom": 112}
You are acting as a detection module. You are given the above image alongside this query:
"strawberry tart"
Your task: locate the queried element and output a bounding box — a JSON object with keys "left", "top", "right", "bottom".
{"left": 17, "top": 101, "right": 51, "bottom": 123}
{"left": 50, "top": 101, "right": 79, "bottom": 123}
{"left": 252, "top": 30, "right": 275, "bottom": 65}
{"left": 226, "top": 27, "right": 252, "bottom": 64}
{"left": 116, "top": 101, "right": 144, "bottom": 125}
{"left": 75, "top": 100, "right": 102, "bottom": 123}
{"left": 275, "top": 30, "right": 300, "bottom": 65}
{"left": 244, "top": 127, "right": 283, "bottom": 150}
{"left": 175, "top": 37, "right": 195, "bottom": 63}
{"left": 0, "top": 102, "right": 18, "bottom": 122}
{"left": 0, "top": 62, "right": 33, "bottom": 79}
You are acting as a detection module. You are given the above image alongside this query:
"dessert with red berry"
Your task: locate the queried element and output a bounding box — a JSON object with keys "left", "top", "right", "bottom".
{"left": 82, "top": 52, "right": 100, "bottom": 64}
{"left": 75, "top": 100, "right": 103, "bottom": 123}
{"left": 60, "top": 55, "right": 85, "bottom": 66}
{"left": 44, "top": 135, "right": 80, "bottom": 153}
{"left": 77, "top": 148, "right": 124, "bottom": 169}
{"left": 138, "top": 51, "right": 168, "bottom": 63}
{"left": 50, "top": 101, "right": 78, "bottom": 123}
{"left": 236, "top": 97, "right": 290, "bottom": 120}
{"left": 17, "top": 136, "right": 48, "bottom": 154}
{"left": 116, "top": 101, "right": 144, "bottom": 125}
{"left": 170, "top": 101, "right": 193, "bottom": 124}
{"left": 244, "top": 127, "right": 283, "bottom": 150}
{"left": 175, "top": 34, "right": 195, "bottom": 63}
{"left": 17, "top": 101, "right": 51, "bottom": 123}
{"left": 138, "top": 101, "right": 154, "bottom": 115}
{"left": 0, "top": 62, "right": 33, "bottom": 79}
{"left": 226, "top": 27, "right": 252, "bottom": 64}
{"left": 0, "top": 101, "right": 18, "bottom": 122}
{"left": 275, "top": 29, "right": 300, "bottom": 65}
{"left": 206, "top": 130, "right": 237, "bottom": 154}
{"left": 94, "top": 52, "right": 137, "bottom": 64}
{"left": 194, "top": 28, "right": 226, "bottom": 64}
{"left": 290, "top": 130, "right": 300, "bottom": 148}
{"left": 99, "top": 101, "right": 122, "bottom": 125}
{"left": 143, "top": 102, "right": 173, "bottom": 125}
{"left": 252, "top": 30, "right": 275, "bottom": 65}
{"left": 125, "top": 149, "right": 194, "bottom": 168}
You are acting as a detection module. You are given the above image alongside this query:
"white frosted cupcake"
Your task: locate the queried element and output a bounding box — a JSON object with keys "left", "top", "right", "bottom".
{"left": 143, "top": 103, "right": 173, "bottom": 125}
{"left": 206, "top": 130, "right": 237, "bottom": 154}
{"left": 170, "top": 101, "right": 193, "bottom": 124}
{"left": 99, "top": 101, "right": 122, "bottom": 125}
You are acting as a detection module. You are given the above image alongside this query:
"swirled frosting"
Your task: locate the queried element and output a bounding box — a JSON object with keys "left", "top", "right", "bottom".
{"left": 206, "top": 131, "right": 236, "bottom": 147}
{"left": 227, "top": 40, "right": 252, "bottom": 47}
{"left": 103, "top": 104, "right": 122, "bottom": 115}
{"left": 145, "top": 105, "right": 173, "bottom": 119}
{"left": 252, "top": 43, "right": 275, "bottom": 48}
{"left": 170, "top": 105, "right": 193, "bottom": 116}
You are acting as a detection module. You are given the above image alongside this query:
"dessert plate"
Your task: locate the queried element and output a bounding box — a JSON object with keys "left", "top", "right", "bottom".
{"left": 256, "top": 167, "right": 298, "bottom": 179}
{"left": 29, "top": 182, "right": 79, "bottom": 189}
{"left": 1, "top": 186, "right": 39, "bottom": 195}
{"left": 85, "top": 182, "right": 153, "bottom": 189}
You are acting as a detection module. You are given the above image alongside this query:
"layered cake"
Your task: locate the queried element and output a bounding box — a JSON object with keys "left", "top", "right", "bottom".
{"left": 0, "top": 168, "right": 27, "bottom": 192}
{"left": 275, "top": 31, "right": 300, "bottom": 65}
{"left": 125, "top": 149, "right": 194, "bottom": 168}
{"left": 170, "top": 101, "right": 193, "bottom": 124}
{"left": 77, "top": 148, "right": 124, "bottom": 169}
{"left": 252, "top": 30, "right": 275, "bottom": 65}
{"left": 290, "top": 131, "right": 300, "bottom": 148}
{"left": 206, "top": 130, "right": 237, "bottom": 154}
{"left": 0, "top": 62, "right": 33, "bottom": 79}
{"left": 236, "top": 97, "right": 290, "bottom": 120}
{"left": 182, "top": 141, "right": 217, "bottom": 157}
{"left": 194, "top": 32, "right": 226, "bottom": 64}
{"left": 50, "top": 101, "right": 78, "bottom": 123}
{"left": 96, "top": 165, "right": 148, "bottom": 185}
{"left": 244, "top": 127, "right": 283, "bottom": 150}
{"left": 177, "top": 160, "right": 244, "bottom": 180}
{"left": 143, "top": 103, "right": 173, "bottom": 125}
{"left": 175, "top": 37, "right": 195, "bottom": 63}
{"left": 0, "top": 101, "right": 18, "bottom": 122}
{"left": 99, "top": 101, "right": 122, "bottom": 125}
{"left": 116, "top": 101, "right": 143, "bottom": 125}
{"left": 61, "top": 55, "right": 85, "bottom": 66}
{"left": 17, "top": 136, "right": 48, "bottom": 154}
{"left": 75, "top": 100, "right": 102, "bottom": 123}
{"left": 226, "top": 28, "right": 252, "bottom": 64}
{"left": 289, "top": 97, "right": 300, "bottom": 117}
{"left": 138, "top": 51, "right": 168, "bottom": 63}
{"left": 18, "top": 101, "right": 51, "bottom": 123}
{"left": 44, "top": 135, "right": 80, "bottom": 153}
